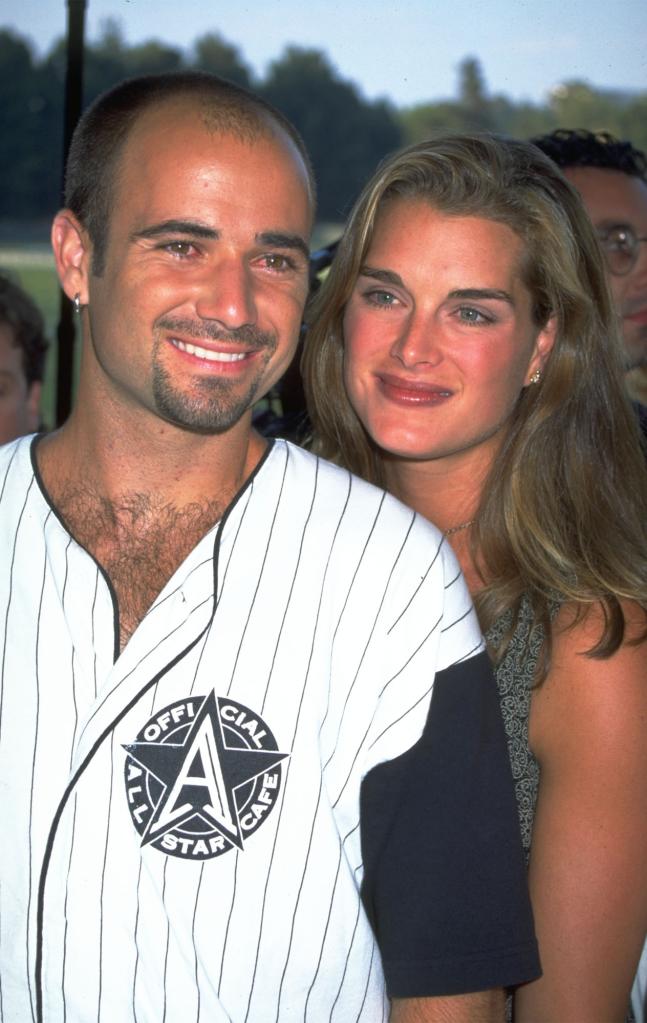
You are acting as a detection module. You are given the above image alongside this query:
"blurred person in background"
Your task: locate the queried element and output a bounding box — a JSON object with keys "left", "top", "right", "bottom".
{"left": 532, "top": 130, "right": 647, "bottom": 412}
{"left": 0, "top": 271, "right": 48, "bottom": 443}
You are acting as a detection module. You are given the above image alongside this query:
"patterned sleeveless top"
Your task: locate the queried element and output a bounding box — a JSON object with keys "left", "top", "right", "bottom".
{"left": 485, "top": 596, "right": 548, "bottom": 860}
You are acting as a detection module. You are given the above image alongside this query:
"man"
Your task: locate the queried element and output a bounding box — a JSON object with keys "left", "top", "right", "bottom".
{"left": 0, "top": 271, "right": 48, "bottom": 443}
{"left": 0, "top": 73, "right": 539, "bottom": 1022}
{"left": 531, "top": 129, "right": 647, "bottom": 407}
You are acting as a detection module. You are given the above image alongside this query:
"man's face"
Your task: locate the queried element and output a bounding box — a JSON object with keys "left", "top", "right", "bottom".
{"left": 564, "top": 167, "right": 647, "bottom": 371}
{"left": 0, "top": 323, "right": 41, "bottom": 444}
{"left": 78, "top": 100, "right": 312, "bottom": 435}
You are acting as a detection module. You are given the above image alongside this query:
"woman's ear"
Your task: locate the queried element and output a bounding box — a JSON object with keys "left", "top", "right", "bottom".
{"left": 51, "top": 210, "right": 92, "bottom": 306}
{"left": 525, "top": 315, "right": 558, "bottom": 386}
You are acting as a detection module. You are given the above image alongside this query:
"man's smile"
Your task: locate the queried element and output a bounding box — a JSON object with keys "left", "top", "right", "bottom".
{"left": 170, "top": 339, "right": 249, "bottom": 362}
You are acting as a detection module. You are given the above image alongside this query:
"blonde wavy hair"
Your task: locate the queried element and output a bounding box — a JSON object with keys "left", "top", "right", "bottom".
{"left": 302, "top": 133, "right": 647, "bottom": 678}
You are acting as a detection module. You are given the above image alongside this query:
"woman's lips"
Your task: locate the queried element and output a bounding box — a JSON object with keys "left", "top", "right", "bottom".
{"left": 377, "top": 372, "right": 453, "bottom": 404}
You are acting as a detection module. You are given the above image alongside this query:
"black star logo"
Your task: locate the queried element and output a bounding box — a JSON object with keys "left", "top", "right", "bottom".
{"left": 124, "top": 693, "right": 289, "bottom": 850}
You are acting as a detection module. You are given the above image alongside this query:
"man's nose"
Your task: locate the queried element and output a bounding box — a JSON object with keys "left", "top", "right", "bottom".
{"left": 194, "top": 259, "right": 256, "bottom": 328}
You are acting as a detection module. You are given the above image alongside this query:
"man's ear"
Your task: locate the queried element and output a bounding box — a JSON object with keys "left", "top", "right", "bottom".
{"left": 51, "top": 210, "right": 92, "bottom": 305}
{"left": 525, "top": 314, "right": 558, "bottom": 386}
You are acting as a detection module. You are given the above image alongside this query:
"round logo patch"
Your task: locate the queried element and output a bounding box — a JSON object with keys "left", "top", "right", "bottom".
{"left": 123, "top": 693, "right": 289, "bottom": 860}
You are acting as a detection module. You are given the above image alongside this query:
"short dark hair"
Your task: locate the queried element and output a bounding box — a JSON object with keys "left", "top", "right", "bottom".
{"left": 531, "top": 129, "right": 647, "bottom": 182}
{"left": 64, "top": 71, "right": 316, "bottom": 274}
{"left": 0, "top": 271, "right": 49, "bottom": 385}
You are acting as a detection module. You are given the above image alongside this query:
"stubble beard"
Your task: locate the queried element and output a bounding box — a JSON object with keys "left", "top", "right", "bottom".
{"left": 151, "top": 318, "right": 279, "bottom": 434}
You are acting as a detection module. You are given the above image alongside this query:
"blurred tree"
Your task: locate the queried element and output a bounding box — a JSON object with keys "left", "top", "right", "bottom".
{"left": 83, "top": 19, "right": 130, "bottom": 101}
{"left": 1, "top": 25, "right": 646, "bottom": 231}
{"left": 192, "top": 32, "right": 253, "bottom": 88}
{"left": 398, "top": 62, "right": 647, "bottom": 152}
{"left": 400, "top": 100, "right": 471, "bottom": 143}
{"left": 0, "top": 26, "right": 33, "bottom": 79}
{"left": 85, "top": 22, "right": 184, "bottom": 106}
{"left": 458, "top": 56, "right": 494, "bottom": 129}
{"left": 617, "top": 94, "right": 647, "bottom": 153}
{"left": 123, "top": 39, "right": 183, "bottom": 76}
{"left": 261, "top": 46, "right": 402, "bottom": 220}
{"left": 487, "top": 96, "right": 554, "bottom": 139}
{"left": 549, "top": 80, "right": 647, "bottom": 153}
{"left": 94, "top": 18, "right": 126, "bottom": 62}
{"left": 400, "top": 57, "right": 498, "bottom": 142}
{"left": 0, "top": 30, "right": 62, "bottom": 218}
{"left": 549, "top": 80, "right": 617, "bottom": 131}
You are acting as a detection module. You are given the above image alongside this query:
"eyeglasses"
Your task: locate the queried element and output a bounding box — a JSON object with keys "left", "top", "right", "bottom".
{"left": 596, "top": 224, "right": 647, "bottom": 277}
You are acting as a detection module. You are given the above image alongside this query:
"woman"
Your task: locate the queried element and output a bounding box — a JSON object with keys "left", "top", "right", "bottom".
{"left": 303, "top": 134, "right": 647, "bottom": 1020}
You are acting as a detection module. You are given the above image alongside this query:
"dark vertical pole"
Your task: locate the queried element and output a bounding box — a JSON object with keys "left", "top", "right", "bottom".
{"left": 55, "top": 0, "right": 87, "bottom": 426}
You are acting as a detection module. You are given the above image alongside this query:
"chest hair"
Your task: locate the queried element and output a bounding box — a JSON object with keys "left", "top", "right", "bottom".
{"left": 55, "top": 487, "right": 225, "bottom": 649}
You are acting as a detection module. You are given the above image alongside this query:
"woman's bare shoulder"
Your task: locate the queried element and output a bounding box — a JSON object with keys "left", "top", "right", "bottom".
{"left": 530, "top": 598, "right": 647, "bottom": 766}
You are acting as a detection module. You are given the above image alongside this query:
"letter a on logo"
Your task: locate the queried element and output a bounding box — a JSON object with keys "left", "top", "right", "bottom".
{"left": 148, "top": 716, "right": 239, "bottom": 840}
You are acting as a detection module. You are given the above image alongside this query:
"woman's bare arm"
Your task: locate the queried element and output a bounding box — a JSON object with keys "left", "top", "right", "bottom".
{"left": 515, "top": 602, "right": 647, "bottom": 1021}
{"left": 390, "top": 990, "right": 504, "bottom": 1023}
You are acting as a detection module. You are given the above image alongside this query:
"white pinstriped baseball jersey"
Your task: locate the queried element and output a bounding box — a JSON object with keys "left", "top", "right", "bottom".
{"left": 0, "top": 435, "right": 538, "bottom": 1021}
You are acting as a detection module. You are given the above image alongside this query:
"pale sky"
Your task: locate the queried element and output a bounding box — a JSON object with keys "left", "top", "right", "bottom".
{"left": 3, "top": 0, "right": 646, "bottom": 107}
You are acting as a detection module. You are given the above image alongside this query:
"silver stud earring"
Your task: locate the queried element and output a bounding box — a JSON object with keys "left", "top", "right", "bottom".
{"left": 529, "top": 368, "right": 542, "bottom": 385}
{"left": 73, "top": 293, "right": 81, "bottom": 314}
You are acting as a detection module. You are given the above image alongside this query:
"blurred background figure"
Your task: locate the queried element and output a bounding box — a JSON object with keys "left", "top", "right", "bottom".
{"left": 0, "top": 271, "right": 48, "bottom": 444}
{"left": 532, "top": 130, "right": 647, "bottom": 412}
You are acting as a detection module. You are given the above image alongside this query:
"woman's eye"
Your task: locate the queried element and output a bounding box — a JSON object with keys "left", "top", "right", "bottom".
{"left": 367, "top": 290, "right": 397, "bottom": 307}
{"left": 457, "top": 306, "right": 490, "bottom": 324}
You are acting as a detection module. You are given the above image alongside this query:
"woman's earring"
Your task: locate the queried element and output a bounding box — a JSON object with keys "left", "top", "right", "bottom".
{"left": 73, "top": 293, "right": 81, "bottom": 314}
{"left": 529, "top": 368, "right": 542, "bottom": 385}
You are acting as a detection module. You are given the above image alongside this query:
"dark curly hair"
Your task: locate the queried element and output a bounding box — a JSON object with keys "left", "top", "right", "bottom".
{"left": 531, "top": 129, "right": 647, "bottom": 182}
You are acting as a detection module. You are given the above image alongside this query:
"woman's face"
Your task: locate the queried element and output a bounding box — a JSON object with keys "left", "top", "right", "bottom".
{"left": 342, "top": 198, "right": 556, "bottom": 472}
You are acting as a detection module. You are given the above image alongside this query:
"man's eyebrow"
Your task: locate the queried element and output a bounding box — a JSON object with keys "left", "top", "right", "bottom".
{"left": 447, "top": 287, "right": 514, "bottom": 305}
{"left": 595, "top": 219, "right": 633, "bottom": 232}
{"left": 132, "top": 220, "right": 220, "bottom": 241}
{"left": 256, "top": 232, "right": 310, "bottom": 260}
{"left": 359, "top": 266, "right": 405, "bottom": 287}
{"left": 131, "top": 222, "right": 309, "bottom": 260}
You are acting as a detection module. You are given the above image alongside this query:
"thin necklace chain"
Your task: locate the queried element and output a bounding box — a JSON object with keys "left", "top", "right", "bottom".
{"left": 443, "top": 518, "right": 476, "bottom": 537}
